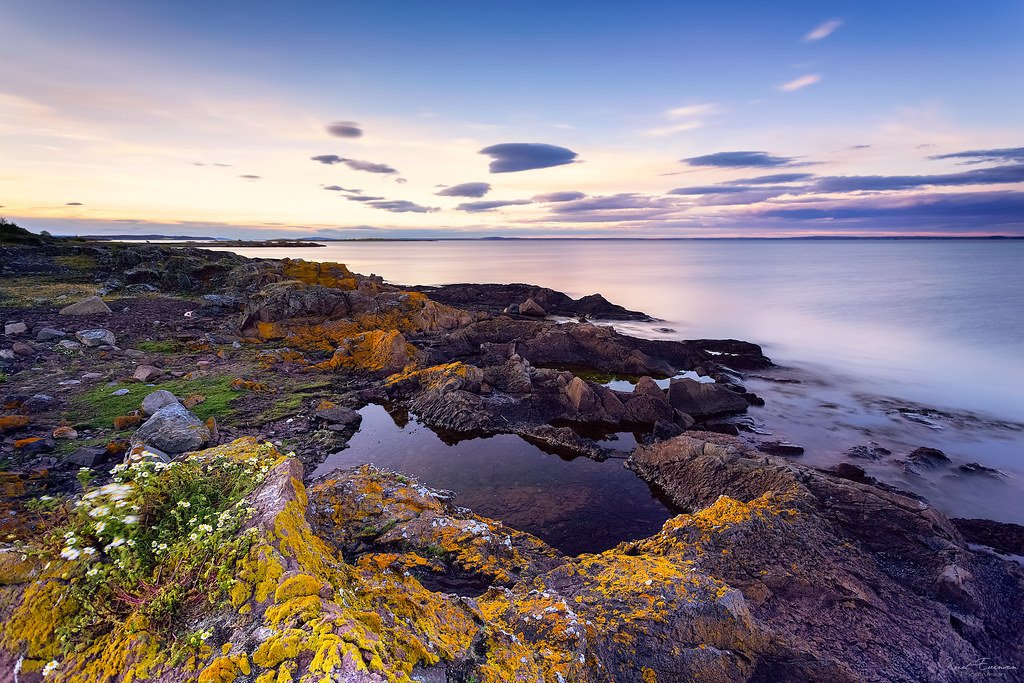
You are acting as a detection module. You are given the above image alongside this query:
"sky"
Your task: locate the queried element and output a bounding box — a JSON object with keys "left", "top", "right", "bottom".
{"left": 1, "top": 0, "right": 1023, "bottom": 239}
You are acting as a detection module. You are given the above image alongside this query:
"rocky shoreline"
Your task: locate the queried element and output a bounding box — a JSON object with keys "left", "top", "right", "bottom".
{"left": 2, "top": 225, "right": 1023, "bottom": 681}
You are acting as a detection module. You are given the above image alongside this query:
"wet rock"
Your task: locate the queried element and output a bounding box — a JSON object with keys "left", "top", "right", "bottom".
{"left": 907, "top": 446, "right": 952, "bottom": 469}
{"left": 140, "top": 389, "right": 180, "bottom": 416}
{"left": 703, "top": 422, "right": 741, "bottom": 436}
{"left": 76, "top": 329, "right": 116, "bottom": 347}
{"left": 59, "top": 296, "right": 112, "bottom": 316}
{"left": 830, "top": 462, "right": 873, "bottom": 484}
{"left": 132, "top": 364, "right": 163, "bottom": 383}
{"left": 958, "top": 462, "right": 1006, "bottom": 478}
{"left": 953, "top": 518, "right": 1024, "bottom": 556}
{"left": 4, "top": 322, "right": 27, "bottom": 336}
{"left": 35, "top": 327, "right": 67, "bottom": 341}
{"left": 131, "top": 402, "right": 210, "bottom": 454}
{"left": 65, "top": 445, "right": 108, "bottom": 468}
{"left": 667, "top": 378, "right": 748, "bottom": 419}
{"left": 843, "top": 443, "right": 892, "bottom": 460}
{"left": 518, "top": 297, "right": 546, "bottom": 317}
{"left": 650, "top": 418, "right": 685, "bottom": 441}
{"left": 757, "top": 441, "right": 805, "bottom": 456}
{"left": 313, "top": 402, "right": 361, "bottom": 427}
{"left": 11, "top": 342, "right": 34, "bottom": 357}
{"left": 21, "top": 394, "right": 55, "bottom": 413}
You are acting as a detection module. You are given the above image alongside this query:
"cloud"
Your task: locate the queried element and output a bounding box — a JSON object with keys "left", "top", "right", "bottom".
{"left": 646, "top": 103, "right": 718, "bottom": 137}
{"left": 310, "top": 155, "right": 399, "bottom": 174}
{"left": 239, "top": 175, "right": 261, "bottom": 180}
{"left": 550, "top": 193, "right": 682, "bottom": 214}
{"left": 645, "top": 120, "right": 704, "bottom": 137}
{"left": 456, "top": 199, "right": 533, "bottom": 213}
{"left": 778, "top": 74, "right": 822, "bottom": 92}
{"left": 666, "top": 103, "right": 718, "bottom": 119}
{"left": 803, "top": 19, "right": 843, "bottom": 42}
{"left": 811, "top": 163, "right": 1024, "bottom": 193}
{"left": 363, "top": 199, "right": 438, "bottom": 213}
{"left": 532, "top": 191, "right": 586, "bottom": 203}
{"left": 65, "top": 202, "right": 83, "bottom": 205}
{"left": 343, "top": 195, "right": 385, "bottom": 202}
{"left": 928, "top": 147, "right": 1024, "bottom": 165}
{"left": 322, "top": 185, "right": 361, "bottom": 193}
{"left": 682, "top": 151, "right": 801, "bottom": 168}
{"left": 326, "top": 121, "right": 363, "bottom": 138}
{"left": 723, "top": 173, "right": 816, "bottom": 185}
{"left": 669, "top": 186, "right": 753, "bottom": 195}
{"left": 479, "top": 143, "right": 578, "bottom": 173}
{"left": 436, "top": 182, "right": 492, "bottom": 198}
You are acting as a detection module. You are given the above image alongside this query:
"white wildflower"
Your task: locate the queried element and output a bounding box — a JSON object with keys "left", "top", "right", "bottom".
{"left": 42, "top": 660, "right": 60, "bottom": 677}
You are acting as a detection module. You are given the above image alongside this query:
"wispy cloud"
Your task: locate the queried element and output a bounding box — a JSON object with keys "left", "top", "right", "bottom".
{"left": 778, "top": 74, "right": 822, "bottom": 92}
{"left": 645, "top": 102, "right": 718, "bottom": 137}
{"left": 456, "top": 199, "right": 533, "bottom": 212}
{"left": 682, "top": 151, "right": 803, "bottom": 168}
{"left": 532, "top": 191, "right": 586, "bottom": 203}
{"left": 928, "top": 146, "right": 1024, "bottom": 165}
{"left": 309, "top": 154, "right": 399, "bottom": 174}
{"left": 803, "top": 19, "right": 843, "bottom": 42}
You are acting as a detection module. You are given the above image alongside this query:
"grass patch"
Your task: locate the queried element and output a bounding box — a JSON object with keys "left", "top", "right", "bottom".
{"left": 0, "top": 277, "right": 99, "bottom": 307}
{"left": 54, "top": 253, "right": 99, "bottom": 271}
{"left": 135, "top": 340, "right": 183, "bottom": 354}
{"left": 254, "top": 379, "right": 333, "bottom": 423}
{"left": 71, "top": 375, "right": 242, "bottom": 429}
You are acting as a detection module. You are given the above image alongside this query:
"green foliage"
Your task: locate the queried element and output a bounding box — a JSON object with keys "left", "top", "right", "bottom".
{"left": 134, "top": 340, "right": 182, "bottom": 353}
{"left": 0, "top": 217, "right": 47, "bottom": 245}
{"left": 51, "top": 446, "right": 276, "bottom": 639}
{"left": 71, "top": 375, "right": 241, "bottom": 429}
{"left": 0, "top": 372, "right": 8, "bottom": 384}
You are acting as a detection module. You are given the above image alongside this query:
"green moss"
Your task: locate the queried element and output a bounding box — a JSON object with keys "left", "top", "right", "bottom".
{"left": 71, "top": 375, "right": 241, "bottom": 429}
{"left": 135, "top": 340, "right": 183, "bottom": 354}
{"left": 54, "top": 254, "right": 99, "bottom": 271}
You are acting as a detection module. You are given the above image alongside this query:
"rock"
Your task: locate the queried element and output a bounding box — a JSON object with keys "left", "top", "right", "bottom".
{"left": 125, "top": 442, "right": 171, "bottom": 464}
{"left": 132, "top": 365, "right": 163, "bottom": 383}
{"left": 0, "top": 349, "right": 13, "bottom": 360}
{"left": 200, "top": 294, "right": 241, "bottom": 308}
{"left": 757, "top": 440, "right": 805, "bottom": 456}
{"left": 843, "top": 443, "right": 892, "bottom": 460}
{"left": 113, "top": 415, "right": 144, "bottom": 430}
{"left": 110, "top": 388, "right": 130, "bottom": 396}
{"left": 131, "top": 402, "right": 210, "bottom": 454}
{"left": 4, "top": 322, "right": 27, "bottom": 336}
{"left": 140, "top": 389, "right": 180, "bottom": 416}
{"left": 565, "top": 376, "right": 599, "bottom": 413}
{"left": 65, "top": 445, "right": 108, "bottom": 468}
{"left": 76, "top": 329, "right": 116, "bottom": 347}
{"left": 21, "top": 394, "right": 55, "bottom": 413}
{"left": 830, "top": 462, "right": 872, "bottom": 484}
{"left": 14, "top": 436, "right": 54, "bottom": 454}
{"left": 55, "top": 340, "right": 83, "bottom": 352}
{"left": 81, "top": 372, "right": 104, "bottom": 382}
{"left": 703, "top": 422, "right": 741, "bottom": 436}
{"left": 502, "top": 303, "right": 520, "bottom": 315}
{"left": 11, "top": 342, "right": 34, "bottom": 357}
{"left": 633, "top": 376, "right": 664, "bottom": 398}
{"left": 59, "top": 296, "right": 112, "bottom": 316}
{"left": 953, "top": 518, "right": 1024, "bottom": 556}
{"left": 52, "top": 425, "right": 78, "bottom": 440}
{"left": 313, "top": 403, "right": 361, "bottom": 427}
{"left": 667, "top": 378, "right": 748, "bottom": 419}
{"left": 35, "top": 327, "right": 67, "bottom": 341}
{"left": 518, "top": 297, "right": 546, "bottom": 317}
{"left": 907, "top": 446, "right": 951, "bottom": 469}
{"left": 958, "top": 462, "right": 1006, "bottom": 478}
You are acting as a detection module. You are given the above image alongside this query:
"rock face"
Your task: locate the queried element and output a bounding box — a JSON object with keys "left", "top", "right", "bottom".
{"left": 140, "top": 389, "right": 180, "bottom": 416}
{"left": 667, "top": 378, "right": 748, "bottom": 419}
{"left": 132, "top": 402, "right": 210, "bottom": 454}
{"left": 75, "top": 329, "right": 116, "bottom": 347}
{"left": 58, "top": 296, "right": 112, "bottom": 316}
{"left": 629, "top": 434, "right": 1024, "bottom": 682}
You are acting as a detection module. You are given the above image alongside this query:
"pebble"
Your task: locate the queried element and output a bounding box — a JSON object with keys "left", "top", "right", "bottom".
{"left": 111, "top": 388, "right": 131, "bottom": 396}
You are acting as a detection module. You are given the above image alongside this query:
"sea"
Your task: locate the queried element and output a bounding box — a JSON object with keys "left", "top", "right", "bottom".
{"left": 212, "top": 239, "right": 1024, "bottom": 537}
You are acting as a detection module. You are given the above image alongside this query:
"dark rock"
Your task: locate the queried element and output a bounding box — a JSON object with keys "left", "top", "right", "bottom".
{"left": 65, "top": 445, "right": 108, "bottom": 468}
{"left": 702, "top": 422, "right": 741, "bottom": 436}
{"left": 650, "top": 419, "right": 684, "bottom": 441}
{"left": 843, "top": 443, "right": 892, "bottom": 461}
{"left": 908, "top": 446, "right": 952, "bottom": 469}
{"left": 953, "top": 518, "right": 1024, "bottom": 556}
{"left": 666, "top": 378, "right": 748, "bottom": 419}
{"left": 633, "top": 376, "right": 664, "bottom": 398}
{"left": 11, "top": 342, "right": 34, "bottom": 357}
{"left": 757, "top": 441, "right": 805, "bottom": 456}
{"left": 21, "top": 394, "right": 55, "bottom": 413}
{"left": 15, "top": 437, "right": 54, "bottom": 454}
{"left": 415, "top": 282, "right": 651, "bottom": 320}
{"left": 59, "top": 296, "right": 112, "bottom": 316}
{"left": 830, "top": 462, "right": 873, "bottom": 484}
{"left": 35, "top": 327, "right": 67, "bottom": 341}
{"left": 314, "top": 404, "right": 362, "bottom": 427}
{"left": 958, "top": 462, "right": 1007, "bottom": 478}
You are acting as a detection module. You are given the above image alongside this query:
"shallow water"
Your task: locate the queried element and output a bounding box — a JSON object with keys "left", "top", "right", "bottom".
{"left": 312, "top": 404, "right": 671, "bottom": 555}
{"left": 218, "top": 239, "right": 1024, "bottom": 524}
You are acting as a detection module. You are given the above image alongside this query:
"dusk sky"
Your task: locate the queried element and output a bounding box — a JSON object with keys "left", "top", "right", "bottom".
{"left": 2, "top": 0, "right": 1023, "bottom": 238}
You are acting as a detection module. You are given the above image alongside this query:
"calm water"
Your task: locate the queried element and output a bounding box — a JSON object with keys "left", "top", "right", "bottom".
{"left": 218, "top": 239, "right": 1024, "bottom": 524}
{"left": 312, "top": 404, "right": 670, "bottom": 555}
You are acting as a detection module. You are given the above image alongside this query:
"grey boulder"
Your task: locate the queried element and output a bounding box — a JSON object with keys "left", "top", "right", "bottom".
{"left": 76, "top": 329, "right": 116, "bottom": 347}
{"left": 140, "top": 389, "right": 180, "bottom": 416}
{"left": 131, "top": 402, "right": 210, "bottom": 455}
{"left": 59, "top": 296, "right": 112, "bottom": 316}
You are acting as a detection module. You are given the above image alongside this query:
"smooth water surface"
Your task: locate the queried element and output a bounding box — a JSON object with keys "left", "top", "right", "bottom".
{"left": 312, "top": 404, "right": 671, "bottom": 555}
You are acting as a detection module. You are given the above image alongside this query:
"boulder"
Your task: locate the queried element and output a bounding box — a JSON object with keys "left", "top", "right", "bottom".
{"left": 313, "top": 403, "right": 362, "bottom": 427}
{"left": 14, "top": 437, "right": 54, "bottom": 454}
{"left": 65, "top": 445, "right": 108, "bottom": 468}
{"left": 131, "top": 402, "right": 210, "bottom": 454}
{"left": 565, "top": 376, "right": 599, "bottom": 413}
{"left": 35, "top": 327, "right": 67, "bottom": 341}
{"left": 907, "top": 446, "right": 951, "bottom": 469}
{"left": 76, "top": 329, "right": 116, "bottom": 347}
{"left": 518, "top": 298, "right": 546, "bottom": 317}
{"left": 757, "top": 441, "right": 805, "bottom": 456}
{"left": 21, "top": 394, "right": 55, "bottom": 413}
{"left": 140, "top": 389, "right": 180, "bottom": 416}
{"left": 11, "top": 342, "right": 34, "bottom": 357}
{"left": 59, "top": 296, "right": 112, "bottom": 316}
{"left": 132, "top": 365, "right": 163, "bottom": 383}
{"left": 4, "top": 322, "right": 27, "bottom": 336}
{"left": 633, "top": 375, "right": 664, "bottom": 398}
{"left": 667, "top": 378, "right": 748, "bottom": 419}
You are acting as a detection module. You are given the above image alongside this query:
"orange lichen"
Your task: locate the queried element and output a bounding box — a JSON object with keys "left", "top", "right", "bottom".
{"left": 281, "top": 260, "right": 358, "bottom": 290}
{"left": 0, "top": 414, "right": 30, "bottom": 432}
{"left": 14, "top": 437, "right": 44, "bottom": 449}
{"left": 113, "top": 414, "right": 143, "bottom": 430}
